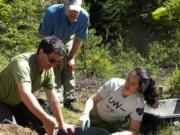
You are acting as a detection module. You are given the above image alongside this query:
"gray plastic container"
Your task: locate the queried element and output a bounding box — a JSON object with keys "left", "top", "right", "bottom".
{"left": 144, "top": 98, "right": 180, "bottom": 118}
{"left": 141, "top": 98, "right": 180, "bottom": 134}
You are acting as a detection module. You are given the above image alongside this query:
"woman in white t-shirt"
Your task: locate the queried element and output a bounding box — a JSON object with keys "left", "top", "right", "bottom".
{"left": 79, "top": 67, "right": 159, "bottom": 135}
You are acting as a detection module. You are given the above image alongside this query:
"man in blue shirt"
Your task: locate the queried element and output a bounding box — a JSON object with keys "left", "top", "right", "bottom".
{"left": 40, "top": 0, "right": 89, "bottom": 112}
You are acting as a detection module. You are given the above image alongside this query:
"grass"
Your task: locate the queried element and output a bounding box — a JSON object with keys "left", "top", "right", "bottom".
{"left": 34, "top": 88, "right": 92, "bottom": 125}
{"left": 62, "top": 108, "right": 81, "bottom": 124}
{"left": 61, "top": 89, "right": 95, "bottom": 125}
{"left": 158, "top": 122, "right": 180, "bottom": 135}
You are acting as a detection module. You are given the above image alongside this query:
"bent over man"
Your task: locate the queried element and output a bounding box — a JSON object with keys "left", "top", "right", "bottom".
{"left": 0, "top": 36, "right": 74, "bottom": 135}
{"left": 39, "top": 0, "right": 89, "bottom": 112}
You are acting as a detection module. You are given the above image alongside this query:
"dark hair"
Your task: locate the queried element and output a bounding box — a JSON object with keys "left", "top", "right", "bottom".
{"left": 130, "top": 67, "right": 159, "bottom": 107}
{"left": 37, "top": 36, "right": 67, "bottom": 58}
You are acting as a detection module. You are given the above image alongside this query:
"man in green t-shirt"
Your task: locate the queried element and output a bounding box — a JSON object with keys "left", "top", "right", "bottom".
{"left": 0, "top": 36, "right": 74, "bottom": 135}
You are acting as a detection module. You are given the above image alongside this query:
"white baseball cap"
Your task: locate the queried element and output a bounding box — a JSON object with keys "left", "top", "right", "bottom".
{"left": 64, "top": 0, "right": 82, "bottom": 12}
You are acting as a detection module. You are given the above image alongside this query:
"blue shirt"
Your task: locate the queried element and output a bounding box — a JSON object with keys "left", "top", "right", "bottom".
{"left": 40, "top": 4, "right": 89, "bottom": 41}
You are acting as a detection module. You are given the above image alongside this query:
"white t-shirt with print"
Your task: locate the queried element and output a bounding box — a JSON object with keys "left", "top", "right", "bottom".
{"left": 97, "top": 78, "right": 144, "bottom": 122}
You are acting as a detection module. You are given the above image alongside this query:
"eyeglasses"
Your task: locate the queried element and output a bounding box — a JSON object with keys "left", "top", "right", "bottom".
{"left": 47, "top": 54, "right": 64, "bottom": 65}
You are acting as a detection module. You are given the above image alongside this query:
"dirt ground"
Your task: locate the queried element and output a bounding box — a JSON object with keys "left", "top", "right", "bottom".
{"left": 0, "top": 124, "right": 38, "bottom": 135}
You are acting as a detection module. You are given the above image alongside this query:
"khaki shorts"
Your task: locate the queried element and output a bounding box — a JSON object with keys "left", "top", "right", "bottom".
{"left": 54, "top": 35, "right": 76, "bottom": 103}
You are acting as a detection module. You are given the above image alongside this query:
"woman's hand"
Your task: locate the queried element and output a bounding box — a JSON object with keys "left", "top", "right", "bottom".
{"left": 79, "top": 112, "right": 90, "bottom": 130}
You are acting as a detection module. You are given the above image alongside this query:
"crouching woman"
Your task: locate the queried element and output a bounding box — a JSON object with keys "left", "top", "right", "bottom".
{"left": 80, "top": 67, "right": 159, "bottom": 135}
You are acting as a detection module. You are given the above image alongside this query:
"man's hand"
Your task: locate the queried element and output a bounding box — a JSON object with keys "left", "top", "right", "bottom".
{"left": 79, "top": 113, "right": 90, "bottom": 131}
{"left": 66, "top": 59, "right": 75, "bottom": 71}
{"left": 59, "top": 123, "right": 75, "bottom": 135}
{"left": 42, "top": 115, "right": 58, "bottom": 135}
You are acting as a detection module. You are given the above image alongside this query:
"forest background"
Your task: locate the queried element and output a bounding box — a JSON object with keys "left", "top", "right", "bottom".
{"left": 0, "top": 0, "right": 180, "bottom": 134}
{"left": 0, "top": 0, "right": 180, "bottom": 93}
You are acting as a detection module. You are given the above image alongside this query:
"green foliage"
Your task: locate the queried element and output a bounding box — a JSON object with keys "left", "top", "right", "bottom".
{"left": 0, "top": 0, "right": 179, "bottom": 89}
{"left": 143, "top": 38, "right": 180, "bottom": 80}
{"left": 0, "top": 0, "right": 46, "bottom": 61}
{"left": 88, "top": 0, "right": 179, "bottom": 57}
{"left": 0, "top": 55, "right": 7, "bottom": 71}
{"left": 111, "top": 40, "right": 146, "bottom": 77}
{"left": 152, "top": 0, "right": 180, "bottom": 21}
{"left": 158, "top": 121, "right": 180, "bottom": 135}
{"left": 76, "top": 29, "right": 116, "bottom": 78}
{"left": 88, "top": 0, "right": 126, "bottom": 44}
{"left": 146, "top": 40, "right": 180, "bottom": 69}
{"left": 165, "top": 65, "right": 180, "bottom": 92}
{"left": 172, "top": 65, "right": 180, "bottom": 91}
{"left": 146, "top": 42, "right": 168, "bottom": 70}
{"left": 152, "top": 7, "right": 168, "bottom": 20}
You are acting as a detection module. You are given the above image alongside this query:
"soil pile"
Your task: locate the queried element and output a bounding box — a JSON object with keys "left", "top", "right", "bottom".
{"left": 0, "top": 124, "right": 38, "bottom": 135}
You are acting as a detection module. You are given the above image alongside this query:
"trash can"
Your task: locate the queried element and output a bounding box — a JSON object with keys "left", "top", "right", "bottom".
{"left": 55, "top": 126, "right": 110, "bottom": 135}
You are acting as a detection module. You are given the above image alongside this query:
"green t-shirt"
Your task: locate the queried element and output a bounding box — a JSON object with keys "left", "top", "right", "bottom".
{"left": 0, "top": 53, "right": 56, "bottom": 106}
